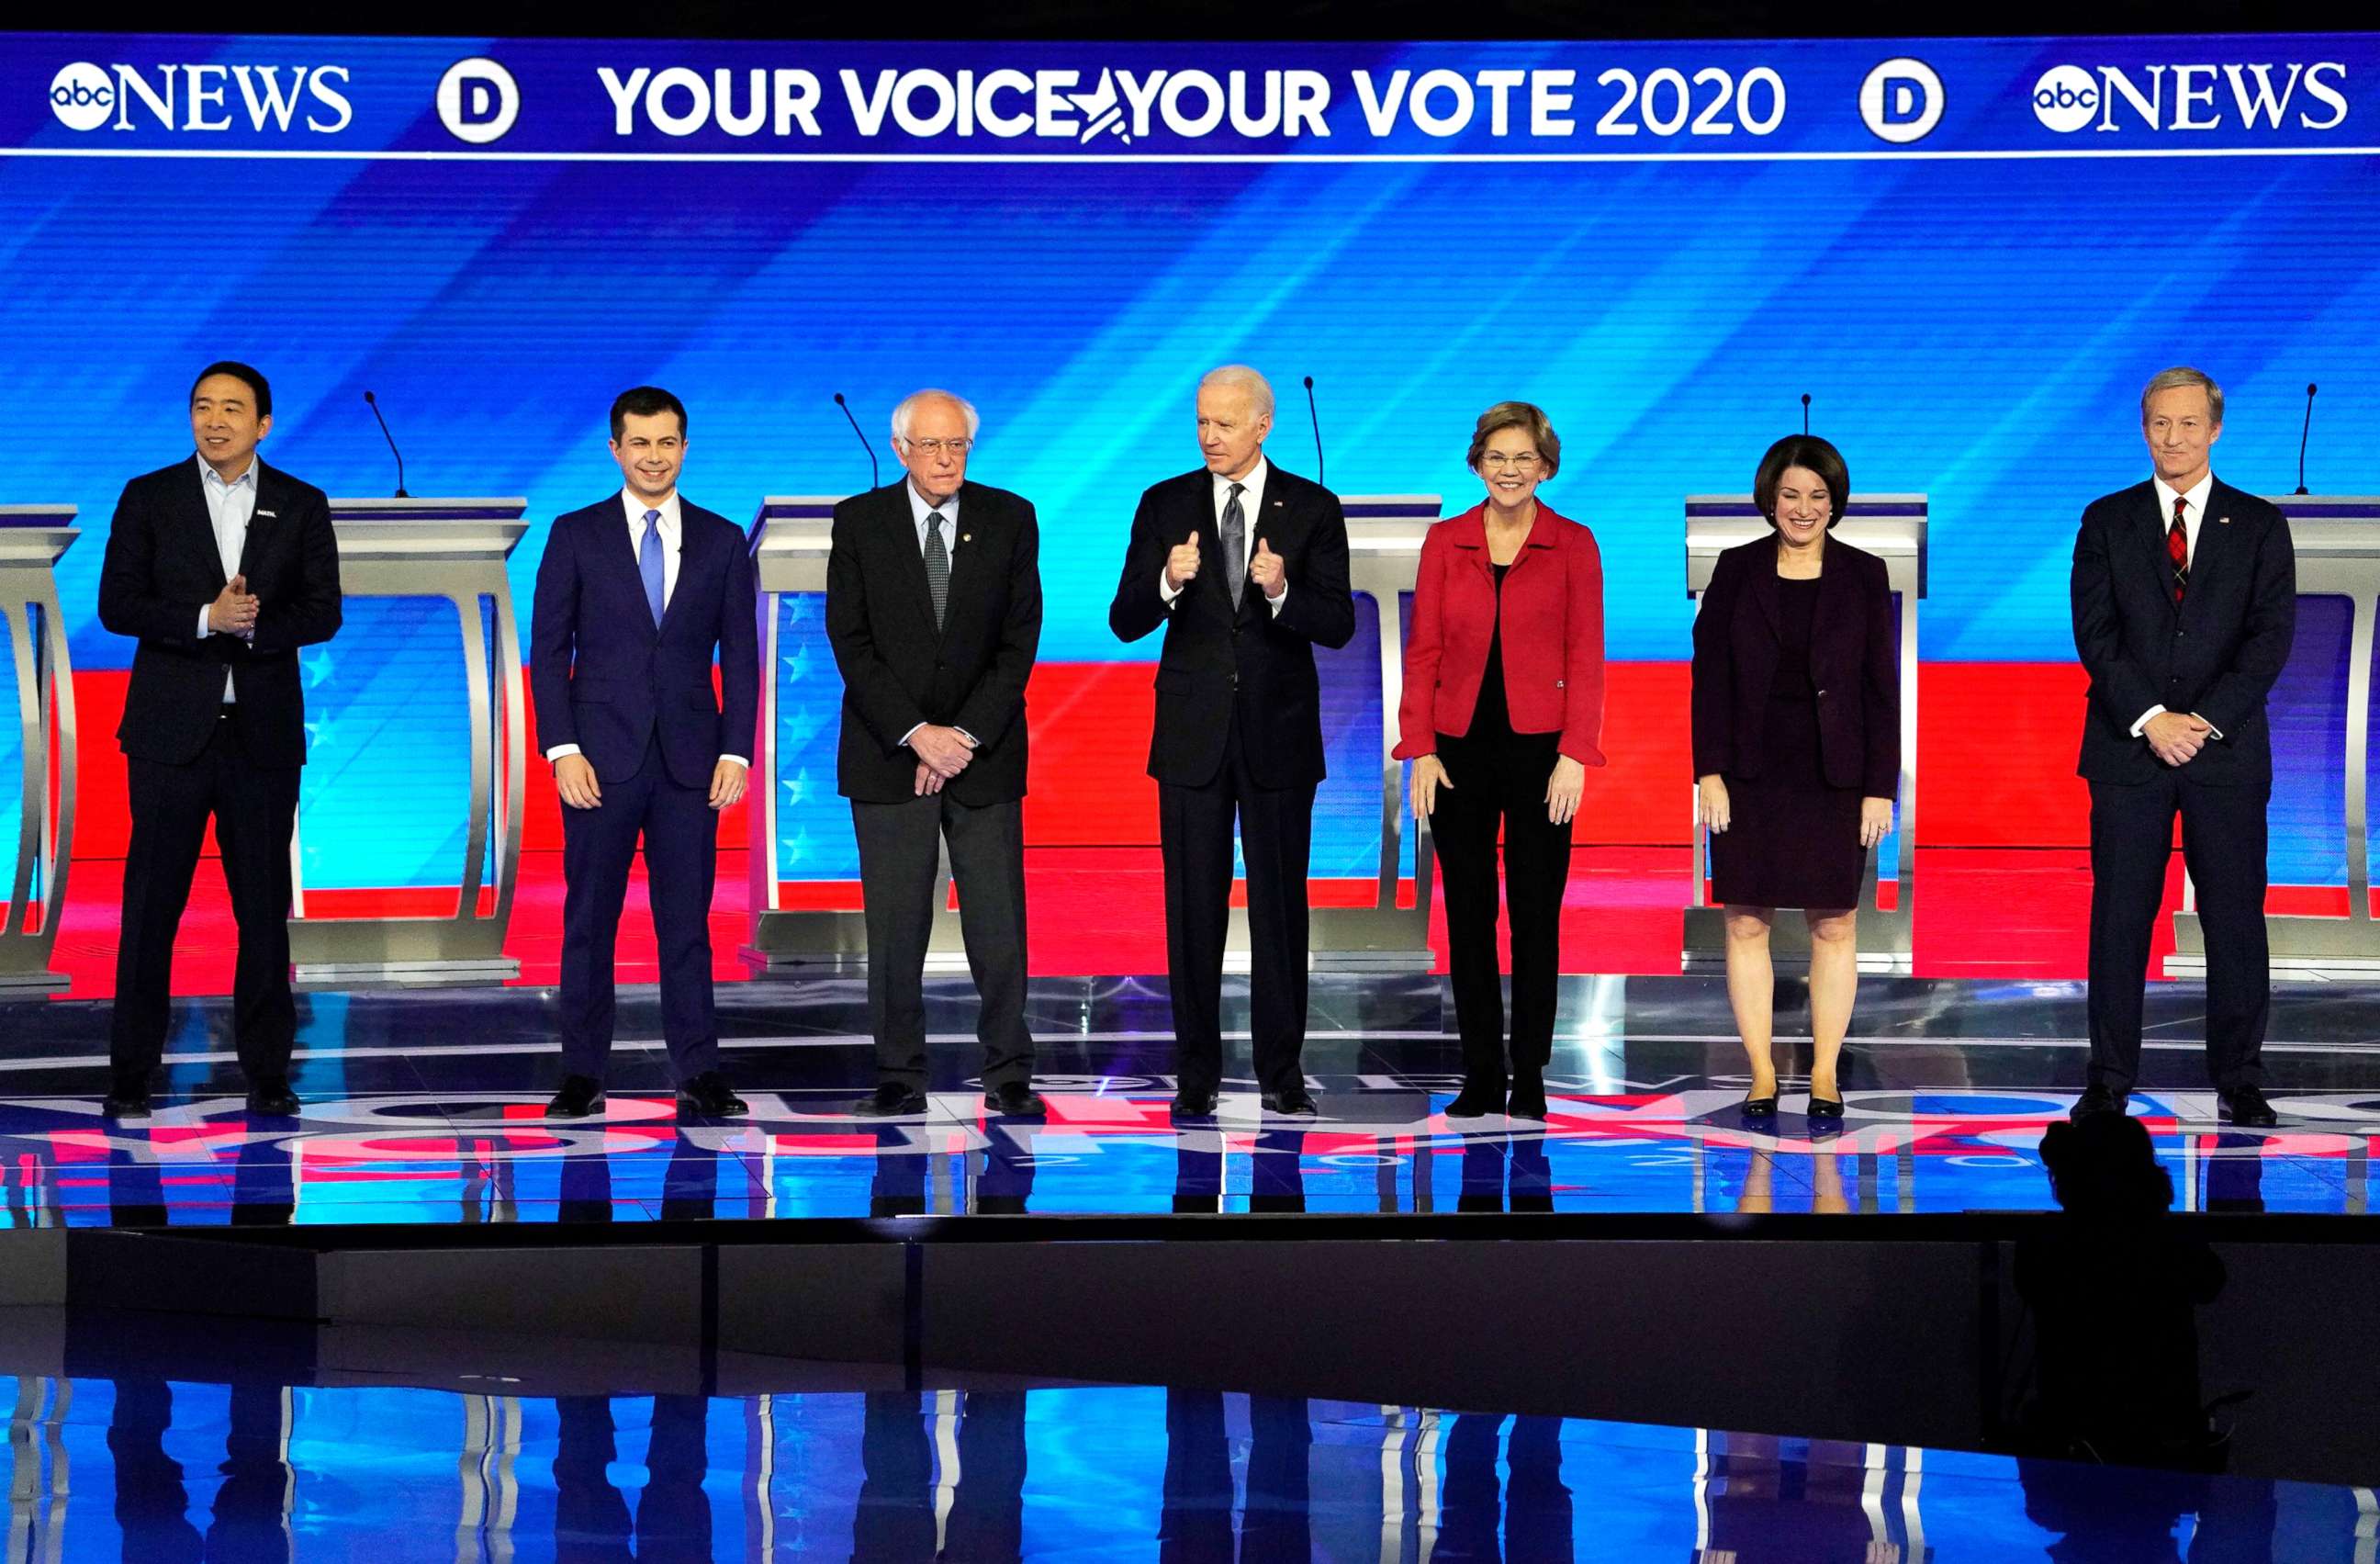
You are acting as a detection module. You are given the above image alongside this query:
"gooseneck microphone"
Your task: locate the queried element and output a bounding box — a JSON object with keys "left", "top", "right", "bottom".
{"left": 1303, "top": 375, "right": 1324, "bottom": 489}
{"left": 834, "top": 392, "right": 880, "bottom": 489}
{"left": 1801, "top": 392, "right": 1812, "bottom": 436}
{"left": 2296, "top": 382, "right": 2318, "bottom": 495}
{"left": 362, "top": 390, "right": 410, "bottom": 498}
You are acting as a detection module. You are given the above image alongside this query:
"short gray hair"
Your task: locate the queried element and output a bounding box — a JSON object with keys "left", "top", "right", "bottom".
{"left": 1197, "top": 364, "right": 1274, "bottom": 420}
{"left": 890, "top": 388, "right": 982, "bottom": 444}
{"left": 2140, "top": 366, "right": 2224, "bottom": 426}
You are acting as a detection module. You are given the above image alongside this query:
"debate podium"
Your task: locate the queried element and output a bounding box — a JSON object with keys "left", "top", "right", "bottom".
{"left": 739, "top": 493, "right": 1440, "bottom": 974}
{"left": 2169, "top": 496, "right": 2380, "bottom": 980}
{"left": 0, "top": 507, "right": 77, "bottom": 996}
{"left": 1681, "top": 497, "right": 1926, "bottom": 974}
{"left": 286, "top": 499, "right": 530, "bottom": 989}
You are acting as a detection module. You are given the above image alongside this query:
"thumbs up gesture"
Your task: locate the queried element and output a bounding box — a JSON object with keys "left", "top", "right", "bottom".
{"left": 1166, "top": 530, "right": 1202, "bottom": 591}
{"left": 1250, "top": 535, "right": 1286, "bottom": 600}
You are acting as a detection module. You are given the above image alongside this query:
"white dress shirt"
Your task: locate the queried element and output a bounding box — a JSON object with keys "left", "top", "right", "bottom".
{"left": 898, "top": 480, "right": 975, "bottom": 751}
{"left": 1158, "top": 455, "right": 1288, "bottom": 615}
{"left": 544, "top": 488, "right": 746, "bottom": 768}
{"left": 2130, "top": 471, "right": 2222, "bottom": 740}
{"left": 193, "top": 453, "right": 257, "bottom": 701}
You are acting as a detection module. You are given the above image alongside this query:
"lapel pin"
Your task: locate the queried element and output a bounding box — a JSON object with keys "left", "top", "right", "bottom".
{"left": 257, "top": 509, "right": 277, "bottom": 518}
{"left": 962, "top": 533, "right": 971, "bottom": 544}
{"left": 2218, "top": 515, "right": 2230, "bottom": 524}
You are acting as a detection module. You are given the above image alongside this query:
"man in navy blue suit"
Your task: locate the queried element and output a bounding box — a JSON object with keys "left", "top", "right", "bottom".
{"left": 530, "top": 387, "right": 759, "bottom": 1119}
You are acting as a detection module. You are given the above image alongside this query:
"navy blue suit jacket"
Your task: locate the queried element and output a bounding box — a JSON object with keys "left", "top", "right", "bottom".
{"left": 530, "top": 495, "right": 760, "bottom": 790}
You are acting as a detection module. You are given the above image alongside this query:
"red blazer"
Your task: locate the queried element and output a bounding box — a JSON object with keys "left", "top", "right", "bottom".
{"left": 1395, "top": 501, "right": 1606, "bottom": 765}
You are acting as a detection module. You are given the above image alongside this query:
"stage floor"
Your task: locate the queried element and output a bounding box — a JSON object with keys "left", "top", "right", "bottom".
{"left": 6, "top": 1318, "right": 2364, "bottom": 1563}
{"left": 4, "top": 975, "right": 2376, "bottom": 1227}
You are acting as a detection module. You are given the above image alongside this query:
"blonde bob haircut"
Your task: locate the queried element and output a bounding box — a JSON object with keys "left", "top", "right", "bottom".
{"left": 1465, "top": 401, "right": 1561, "bottom": 479}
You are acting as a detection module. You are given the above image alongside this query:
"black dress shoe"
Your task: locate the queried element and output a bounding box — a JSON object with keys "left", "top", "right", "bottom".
{"left": 2071, "top": 1084, "right": 2129, "bottom": 1121}
{"left": 853, "top": 1082, "right": 927, "bottom": 1118}
{"left": 245, "top": 1080, "right": 300, "bottom": 1117}
{"left": 982, "top": 1083, "right": 1048, "bottom": 1117}
{"left": 676, "top": 1071, "right": 749, "bottom": 1119}
{"left": 2218, "top": 1085, "right": 2279, "bottom": 1128}
{"left": 546, "top": 1075, "right": 605, "bottom": 1118}
{"left": 1443, "top": 1078, "right": 1506, "bottom": 1119}
{"left": 1507, "top": 1075, "right": 1548, "bottom": 1120}
{"left": 1170, "top": 1086, "right": 1218, "bottom": 1120}
{"left": 1805, "top": 1092, "right": 1846, "bottom": 1120}
{"left": 1260, "top": 1087, "right": 1319, "bottom": 1117}
{"left": 1740, "top": 1094, "right": 1779, "bottom": 1119}
{"left": 101, "top": 1075, "right": 152, "bottom": 1119}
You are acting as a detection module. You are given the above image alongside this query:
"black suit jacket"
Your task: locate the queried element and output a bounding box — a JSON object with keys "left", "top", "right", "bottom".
{"left": 96, "top": 456, "right": 343, "bottom": 768}
{"left": 2071, "top": 478, "right": 2296, "bottom": 788}
{"left": 825, "top": 479, "right": 1042, "bottom": 805}
{"left": 1108, "top": 463, "right": 1355, "bottom": 789}
{"left": 1690, "top": 536, "right": 1900, "bottom": 798}
{"left": 529, "top": 495, "right": 761, "bottom": 790}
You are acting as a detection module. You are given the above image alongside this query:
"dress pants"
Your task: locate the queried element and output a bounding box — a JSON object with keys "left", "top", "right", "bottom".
{"left": 111, "top": 711, "right": 300, "bottom": 1083}
{"left": 1428, "top": 737, "right": 1574, "bottom": 1085}
{"left": 557, "top": 733, "right": 720, "bottom": 1084}
{"left": 850, "top": 791, "right": 1034, "bottom": 1091}
{"left": 1159, "top": 715, "right": 1317, "bottom": 1097}
{"left": 2087, "top": 771, "right": 2269, "bottom": 1093}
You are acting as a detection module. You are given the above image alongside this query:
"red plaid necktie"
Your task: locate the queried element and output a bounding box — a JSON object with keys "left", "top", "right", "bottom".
{"left": 2167, "top": 495, "right": 2189, "bottom": 604}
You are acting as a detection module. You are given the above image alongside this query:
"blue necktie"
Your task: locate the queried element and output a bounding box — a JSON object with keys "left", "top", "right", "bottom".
{"left": 638, "top": 510, "right": 666, "bottom": 626}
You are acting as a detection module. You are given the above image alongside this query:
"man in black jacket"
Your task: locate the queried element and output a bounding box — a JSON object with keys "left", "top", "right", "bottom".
{"left": 826, "top": 389, "right": 1044, "bottom": 1117}
{"left": 2070, "top": 366, "right": 2296, "bottom": 1128}
{"left": 1110, "top": 366, "right": 1354, "bottom": 1119}
{"left": 95, "top": 362, "right": 343, "bottom": 1118}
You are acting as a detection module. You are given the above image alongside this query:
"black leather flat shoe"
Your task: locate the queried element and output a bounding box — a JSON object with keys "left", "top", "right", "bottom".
{"left": 1741, "top": 1094, "right": 1779, "bottom": 1117}
{"left": 1806, "top": 1094, "right": 1846, "bottom": 1119}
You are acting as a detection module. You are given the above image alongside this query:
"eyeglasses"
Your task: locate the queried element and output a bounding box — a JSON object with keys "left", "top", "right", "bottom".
{"left": 1480, "top": 453, "right": 1543, "bottom": 472}
{"left": 904, "top": 437, "right": 972, "bottom": 457}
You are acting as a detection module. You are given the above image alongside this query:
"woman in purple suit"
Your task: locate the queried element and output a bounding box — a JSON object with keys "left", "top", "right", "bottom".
{"left": 1691, "top": 435, "right": 1898, "bottom": 1122}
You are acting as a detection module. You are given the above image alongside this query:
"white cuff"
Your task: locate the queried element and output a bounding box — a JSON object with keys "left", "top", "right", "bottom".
{"left": 197, "top": 606, "right": 213, "bottom": 639}
{"left": 720, "top": 754, "right": 748, "bottom": 769}
{"left": 1158, "top": 568, "right": 1182, "bottom": 606}
{"left": 545, "top": 744, "right": 582, "bottom": 762}
{"left": 1266, "top": 582, "right": 1288, "bottom": 615}
{"left": 2129, "top": 704, "right": 2166, "bottom": 738}
{"left": 2190, "top": 714, "right": 2224, "bottom": 741}
{"left": 898, "top": 723, "right": 925, "bottom": 748}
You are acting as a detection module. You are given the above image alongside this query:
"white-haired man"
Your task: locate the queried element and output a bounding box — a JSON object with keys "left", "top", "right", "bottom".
{"left": 1109, "top": 366, "right": 1354, "bottom": 1118}
{"left": 826, "top": 389, "right": 1046, "bottom": 1118}
{"left": 2070, "top": 366, "right": 2296, "bottom": 1128}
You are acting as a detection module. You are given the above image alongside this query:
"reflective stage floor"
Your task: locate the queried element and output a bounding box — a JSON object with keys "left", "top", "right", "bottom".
{"left": 3, "top": 1317, "right": 2373, "bottom": 1563}
{"left": 2, "top": 974, "right": 2377, "bottom": 1226}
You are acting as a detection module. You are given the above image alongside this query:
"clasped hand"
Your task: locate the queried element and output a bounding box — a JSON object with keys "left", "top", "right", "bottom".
{"left": 910, "top": 725, "right": 974, "bottom": 794}
{"left": 2144, "top": 710, "right": 2213, "bottom": 768}
{"left": 209, "top": 574, "right": 259, "bottom": 640}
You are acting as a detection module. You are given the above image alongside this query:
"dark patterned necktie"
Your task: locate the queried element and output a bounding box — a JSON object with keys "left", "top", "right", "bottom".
{"left": 925, "top": 511, "right": 950, "bottom": 629}
{"left": 2167, "top": 495, "right": 2189, "bottom": 604}
{"left": 1221, "top": 482, "right": 1247, "bottom": 607}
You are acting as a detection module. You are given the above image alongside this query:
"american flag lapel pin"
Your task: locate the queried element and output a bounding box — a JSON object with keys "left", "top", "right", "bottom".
{"left": 257, "top": 509, "right": 277, "bottom": 518}
{"left": 2218, "top": 515, "right": 2230, "bottom": 524}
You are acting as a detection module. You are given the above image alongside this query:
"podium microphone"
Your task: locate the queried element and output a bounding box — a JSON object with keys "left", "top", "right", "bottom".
{"left": 1303, "top": 375, "right": 1324, "bottom": 489}
{"left": 1801, "top": 392, "right": 1811, "bottom": 436}
{"left": 834, "top": 392, "right": 879, "bottom": 489}
{"left": 362, "top": 390, "right": 410, "bottom": 498}
{"left": 2296, "top": 382, "right": 2318, "bottom": 495}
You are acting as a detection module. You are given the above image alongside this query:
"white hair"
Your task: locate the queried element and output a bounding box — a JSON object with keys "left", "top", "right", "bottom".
{"left": 1197, "top": 364, "right": 1274, "bottom": 420}
{"left": 890, "top": 388, "right": 982, "bottom": 444}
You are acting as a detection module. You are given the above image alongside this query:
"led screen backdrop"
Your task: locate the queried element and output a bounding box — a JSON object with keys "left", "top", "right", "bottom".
{"left": 4, "top": 32, "right": 2376, "bottom": 900}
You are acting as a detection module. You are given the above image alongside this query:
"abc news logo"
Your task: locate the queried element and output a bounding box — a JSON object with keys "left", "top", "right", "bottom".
{"left": 48, "top": 60, "right": 353, "bottom": 132}
{"left": 2029, "top": 62, "right": 2347, "bottom": 133}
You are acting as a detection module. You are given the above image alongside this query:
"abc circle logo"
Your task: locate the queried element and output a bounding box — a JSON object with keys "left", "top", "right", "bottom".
{"left": 437, "top": 57, "right": 519, "bottom": 145}
{"left": 1858, "top": 58, "right": 1944, "bottom": 144}
{"left": 49, "top": 62, "right": 113, "bottom": 132}
{"left": 2031, "top": 65, "right": 2099, "bottom": 133}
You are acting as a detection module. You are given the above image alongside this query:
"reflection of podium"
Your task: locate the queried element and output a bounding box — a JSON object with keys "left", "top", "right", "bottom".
{"left": 287, "top": 499, "right": 530, "bottom": 988}
{"left": 2170, "top": 497, "right": 2380, "bottom": 979}
{"left": 0, "top": 508, "right": 76, "bottom": 995}
{"left": 1682, "top": 497, "right": 1925, "bottom": 974}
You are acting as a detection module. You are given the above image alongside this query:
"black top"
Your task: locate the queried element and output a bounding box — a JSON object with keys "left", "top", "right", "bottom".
{"left": 1439, "top": 561, "right": 1557, "bottom": 759}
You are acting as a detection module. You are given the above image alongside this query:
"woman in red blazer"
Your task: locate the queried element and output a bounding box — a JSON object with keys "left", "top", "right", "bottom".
{"left": 1690, "top": 434, "right": 1899, "bottom": 1123}
{"left": 1395, "top": 402, "right": 1606, "bottom": 1120}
